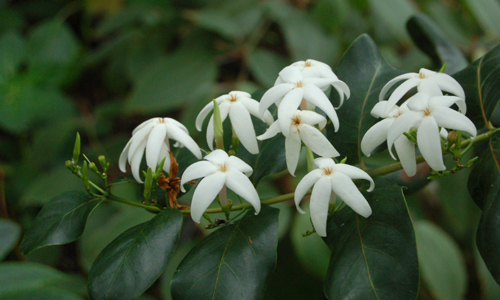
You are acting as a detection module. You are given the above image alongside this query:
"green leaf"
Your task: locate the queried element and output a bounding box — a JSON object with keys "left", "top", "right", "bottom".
{"left": 415, "top": 220, "right": 467, "bottom": 300}
{"left": 0, "top": 218, "right": 21, "bottom": 261}
{"left": 323, "top": 178, "right": 418, "bottom": 300}
{"left": 465, "top": 0, "right": 500, "bottom": 39}
{"left": 368, "top": 0, "right": 416, "bottom": 41}
{"left": 4, "top": 288, "right": 83, "bottom": 300}
{"left": 126, "top": 48, "right": 217, "bottom": 115}
{"left": 406, "top": 13, "right": 468, "bottom": 75}
{"left": 326, "top": 34, "right": 403, "bottom": 165}
{"left": 0, "top": 30, "right": 26, "bottom": 83}
{"left": 20, "top": 191, "right": 102, "bottom": 255}
{"left": 171, "top": 205, "right": 279, "bottom": 300}
{"left": 88, "top": 208, "right": 182, "bottom": 300}
{"left": 252, "top": 134, "right": 287, "bottom": 185}
{"left": 453, "top": 45, "right": 500, "bottom": 129}
{"left": 246, "top": 48, "right": 289, "bottom": 87}
{"left": 0, "top": 262, "right": 78, "bottom": 297}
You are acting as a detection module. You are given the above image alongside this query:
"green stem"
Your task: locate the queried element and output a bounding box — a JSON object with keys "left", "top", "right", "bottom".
{"left": 106, "top": 194, "right": 162, "bottom": 212}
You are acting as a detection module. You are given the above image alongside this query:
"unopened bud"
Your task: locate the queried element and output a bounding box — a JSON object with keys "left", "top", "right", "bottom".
{"left": 65, "top": 160, "right": 73, "bottom": 170}
{"left": 72, "top": 133, "right": 81, "bottom": 163}
{"left": 82, "top": 161, "right": 89, "bottom": 189}
{"left": 89, "top": 162, "right": 99, "bottom": 173}
{"left": 447, "top": 131, "right": 458, "bottom": 143}
{"left": 98, "top": 155, "right": 107, "bottom": 170}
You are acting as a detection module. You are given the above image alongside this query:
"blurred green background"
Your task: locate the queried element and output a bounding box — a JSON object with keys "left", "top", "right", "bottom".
{"left": 1, "top": 0, "right": 500, "bottom": 299}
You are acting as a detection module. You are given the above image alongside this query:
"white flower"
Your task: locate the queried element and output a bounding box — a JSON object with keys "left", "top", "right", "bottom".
{"left": 180, "top": 149, "right": 261, "bottom": 223}
{"left": 380, "top": 68, "right": 465, "bottom": 115}
{"left": 119, "top": 117, "right": 202, "bottom": 183}
{"left": 361, "top": 101, "right": 418, "bottom": 176}
{"left": 259, "top": 66, "right": 349, "bottom": 135}
{"left": 257, "top": 110, "right": 339, "bottom": 176}
{"left": 387, "top": 92, "right": 477, "bottom": 172}
{"left": 196, "top": 91, "right": 274, "bottom": 154}
{"left": 294, "top": 157, "right": 374, "bottom": 237}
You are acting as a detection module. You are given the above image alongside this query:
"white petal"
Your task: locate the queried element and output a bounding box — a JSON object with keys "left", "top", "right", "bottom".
{"left": 225, "top": 170, "right": 261, "bottom": 214}
{"left": 417, "top": 117, "right": 445, "bottom": 171}
{"left": 278, "top": 89, "right": 303, "bottom": 136}
{"left": 240, "top": 96, "right": 274, "bottom": 125}
{"left": 204, "top": 149, "right": 229, "bottom": 165}
{"left": 360, "top": 118, "right": 393, "bottom": 156}
{"left": 313, "top": 157, "right": 336, "bottom": 170}
{"left": 190, "top": 172, "right": 226, "bottom": 223}
{"left": 132, "top": 118, "right": 157, "bottom": 135}
{"left": 394, "top": 135, "right": 416, "bottom": 177}
{"left": 370, "top": 101, "right": 392, "bottom": 118}
{"left": 229, "top": 101, "right": 259, "bottom": 154}
{"left": 195, "top": 101, "right": 215, "bottom": 131}
{"left": 429, "top": 95, "right": 466, "bottom": 113}
{"left": 385, "top": 77, "right": 420, "bottom": 115}
{"left": 128, "top": 121, "right": 156, "bottom": 162}
{"left": 226, "top": 156, "right": 253, "bottom": 176}
{"left": 416, "top": 80, "right": 442, "bottom": 96}
{"left": 257, "top": 121, "right": 281, "bottom": 140}
{"left": 130, "top": 139, "right": 147, "bottom": 183}
{"left": 299, "top": 124, "right": 339, "bottom": 158}
{"left": 430, "top": 72, "right": 465, "bottom": 99}
{"left": 206, "top": 116, "right": 215, "bottom": 151}
{"left": 303, "top": 85, "right": 339, "bottom": 131}
{"left": 303, "top": 77, "right": 335, "bottom": 91}
{"left": 166, "top": 124, "right": 202, "bottom": 159}
{"left": 180, "top": 161, "right": 218, "bottom": 192}
{"left": 259, "top": 84, "right": 294, "bottom": 116}
{"left": 379, "top": 73, "right": 415, "bottom": 101}
{"left": 119, "top": 138, "right": 133, "bottom": 172}
{"left": 332, "top": 164, "right": 374, "bottom": 192}
{"left": 279, "top": 66, "right": 303, "bottom": 83}
{"left": 387, "top": 111, "right": 422, "bottom": 159}
{"left": 432, "top": 107, "right": 477, "bottom": 137}
{"left": 298, "top": 110, "right": 327, "bottom": 129}
{"left": 331, "top": 172, "right": 372, "bottom": 218}
{"left": 309, "top": 176, "right": 332, "bottom": 237}
{"left": 145, "top": 123, "right": 167, "bottom": 169}
{"left": 285, "top": 128, "right": 302, "bottom": 176}
{"left": 406, "top": 92, "right": 430, "bottom": 112}
{"left": 331, "top": 80, "right": 350, "bottom": 108}
{"left": 294, "top": 170, "right": 323, "bottom": 214}
{"left": 158, "top": 143, "right": 171, "bottom": 173}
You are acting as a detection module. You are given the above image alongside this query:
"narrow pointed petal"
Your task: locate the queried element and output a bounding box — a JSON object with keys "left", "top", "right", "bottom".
{"left": 385, "top": 77, "right": 420, "bottom": 114}
{"left": 206, "top": 116, "right": 215, "bottom": 151}
{"left": 259, "top": 84, "right": 294, "bottom": 116}
{"left": 190, "top": 172, "right": 226, "bottom": 223}
{"left": 278, "top": 88, "right": 303, "bottom": 136}
{"left": 406, "top": 92, "right": 430, "bottom": 112}
{"left": 313, "top": 157, "right": 336, "bottom": 170}
{"left": 332, "top": 164, "right": 374, "bottom": 192}
{"left": 180, "top": 161, "right": 218, "bottom": 192}
{"left": 294, "top": 170, "right": 323, "bottom": 214}
{"left": 417, "top": 117, "right": 445, "bottom": 171}
{"left": 158, "top": 144, "right": 171, "bottom": 173}
{"left": 379, "top": 73, "right": 415, "bottom": 101}
{"left": 299, "top": 124, "right": 339, "bottom": 158}
{"left": 285, "top": 129, "right": 302, "bottom": 176}
{"left": 229, "top": 101, "right": 259, "bottom": 154}
{"left": 279, "top": 66, "right": 303, "bottom": 83}
{"left": 165, "top": 118, "right": 189, "bottom": 133}
{"left": 429, "top": 95, "right": 466, "bottom": 113}
{"left": 303, "top": 77, "right": 335, "bottom": 91}
{"left": 431, "top": 73, "right": 465, "bottom": 99}
{"left": 257, "top": 121, "right": 281, "bottom": 140}
{"left": 130, "top": 139, "right": 147, "bottom": 183}
{"left": 226, "top": 156, "right": 253, "bottom": 176}
{"left": 225, "top": 170, "right": 261, "bottom": 214}
{"left": 394, "top": 135, "right": 416, "bottom": 177}
{"left": 204, "top": 149, "right": 229, "bottom": 165}
{"left": 119, "top": 138, "right": 133, "bottom": 172}
{"left": 309, "top": 177, "right": 332, "bottom": 237}
{"left": 331, "top": 80, "right": 350, "bottom": 108}
{"left": 331, "top": 173, "right": 372, "bottom": 218}
{"left": 240, "top": 97, "right": 274, "bottom": 125}
{"left": 145, "top": 123, "right": 167, "bottom": 169}
{"left": 416, "top": 80, "right": 442, "bottom": 96}
{"left": 371, "top": 101, "right": 391, "bottom": 118}
{"left": 195, "top": 102, "right": 215, "bottom": 131}
{"left": 360, "top": 118, "right": 393, "bottom": 156}
{"left": 303, "top": 84, "right": 339, "bottom": 131}
{"left": 128, "top": 121, "right": 156, "bottom": 162}
{"left": 132, "top": 118, "right": 157, "bottom": 135}
{"left": 166, "top": 125, "right": 202, "bottom": 159}
{"left": 432, "top": 107, "right": 477, "bottom": 137}
{"left": 298, "top": 110, "right": 327, "bottom": 128}
{"left": 387, "top": 111, "right": 422, "bottom": 159}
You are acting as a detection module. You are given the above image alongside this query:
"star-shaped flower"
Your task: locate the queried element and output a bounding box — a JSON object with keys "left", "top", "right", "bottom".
{"left": 387, "top": 92, "right": 476, "bottom": 171}
{"left": 257, "top": 110, "right": 339, "bottom": 176}
{"left": 180, "top": 149, "right": 261, "bottom": 223}
{"left": 380, "top": 68, "right": 465, "bottom": 115}
{"left": 361, "top": 101, "right": 418, "bottom": 176}
{"left": 119, "top": 117, "right": 202, "bottom": 183}
{"left": 196, "top": 91, "right": 274, "bottom": 154}
{"left": 294, "top": 157, "right": 374, "bottom": 237}
{"left": 259, "top": 66, "right": 349, "bottom": 135}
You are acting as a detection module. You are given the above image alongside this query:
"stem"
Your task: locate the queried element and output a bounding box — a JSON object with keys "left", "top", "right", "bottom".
{"left": 106, "top": 194, "right": 162, "bottom": 212}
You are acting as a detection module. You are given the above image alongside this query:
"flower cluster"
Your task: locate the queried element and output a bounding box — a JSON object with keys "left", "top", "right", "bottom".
{"left": 361, "top": 68, "right": 477, "bottom": 176}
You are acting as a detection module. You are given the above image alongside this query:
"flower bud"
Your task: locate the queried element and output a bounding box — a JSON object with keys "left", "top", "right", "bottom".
{"left": 72, "top": 133, "right": 81, "bottom": 164}
{"left": 447, "top": 131, "right": 458, "bottom": 143}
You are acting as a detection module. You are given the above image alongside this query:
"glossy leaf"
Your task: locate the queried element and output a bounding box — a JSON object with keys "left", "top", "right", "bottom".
{"left": 326, "top": 34, "right": 403, "bottom": 165}
{"left": 20, "top": 191, "right": 102, "bottom": 255}
{"left": 415, "top": 220, "right": 467, "bottom": 300}
{"left": 406, "top": 13, "right": 468, "bottom": 74}
{"left": 453, "top": 45, "right": 500, "bottom": 129}
{"left": 324, "top": 177, "right": 418, "bottom": 300}
{"left": 171, "top": 205, "right": 279, "bottom": 300}
{"left": 0, "top": 218, "right": 21, "bottom": 261}
{"left": 88, "top": 208, "right": 182, "bottom": 300}
{"left": 252, "top": 134, "right": 287, "bottom": 185}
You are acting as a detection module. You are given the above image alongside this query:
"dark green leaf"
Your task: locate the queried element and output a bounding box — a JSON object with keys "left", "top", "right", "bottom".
{"left": 324, "top": 178, "right": 418, "bottom": 300}
{"left": 454, "top": 45, "right": 500, "bottom": 129}
{"left": 246, "top": 48, "right": 289, "bottom": 87}
{"left": 171, "top": 205, "right": 279, "bottom": 300}
{"left": 252, "top": 134, "right": 287, "bottom": 185}
{"left": 415, "top": 220, "right": 467, "bottom": 300}
{"left": 0, "top": 218, "right": 21, "bottom": 261}
{"left": 0, "top": 31, "right": 26, "bottom": 83}
{"left": 4, "top": 288, "right": 83, "bottom": 300}
{"left": 368, "top": 0, "right": 416, "bottom": 41}
{"left": 406, "top": 13, "right": 468, "bottom": 74}
{"left": 88, "top": 208, "right": 182, "bottom": 300}
{"left": 327, "top": 34, "right": 403, "bottom": 165}
{"left": 20, "top": 191, "right": 102, "bottom": 254}
{"left": 465, "top": 0, "right": 500, "bottom": 40}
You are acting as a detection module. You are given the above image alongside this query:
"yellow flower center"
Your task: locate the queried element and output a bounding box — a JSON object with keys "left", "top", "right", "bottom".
{"left": 292, "top": 116, "right": 301, "bottom": 126}
{"left": 323, "top": 167, "right": 333, "bottom": 175}
{"left": 295, "top": 81, "right": 303, "bottom": 88}
{"left": 220, "top": 164, "right": 227, "bottom": 172}
{"left": 424, "top": 108, "right": 431, "bottom": 116}
{"left": 305, "top": 61, "right": 312, "bottom": 67}
{"left": 418, "top": 72, "right": 426, "bottom": 79}
{"left": 229, "top": 94, "right": 237, "bottom": 102}
{"left": 159, "top": 118, "right": 165, "bottom": 123}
